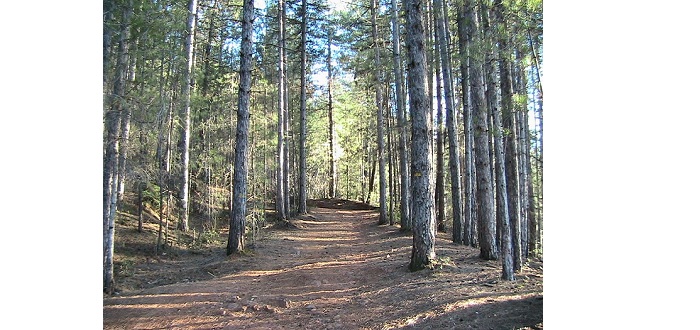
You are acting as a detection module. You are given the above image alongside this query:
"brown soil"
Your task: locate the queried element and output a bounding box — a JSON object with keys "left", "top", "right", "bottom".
{"left": 104, "top": 198, "right": 543, "bottom": 329}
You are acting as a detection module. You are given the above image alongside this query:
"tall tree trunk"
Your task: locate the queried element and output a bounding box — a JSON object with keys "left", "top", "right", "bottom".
{"left": 457, "top": 3, "right": 476, "bottom": 247}
{"left": 283, "top": 13, "right": 291, "bottom": 217}
{"left": 298, "top": 0, "right": 308, "bottom": 214}
{"left": 465, "top": 0, "right": 497, "bottom": 260}
{"left": 493, "top": 0, "right": 522, "bottom": 272}
{"left": 371, "top": 0, "right": 388, "bottom": 225}
{"left": 433, "top": 0, "right": 463, "bottom": 242}
{"left": 227, "top": 0, "right": 254, "bottom": 255}
{"left": 432, "top": 14, "right": 446, "bottom": 233}
{"left": 177, "top": 0, "right": 198, "bottom": 232}
{"left": 387, "top": 106, "right": 395, "bottom": 225}
{"left": 407, "top": 0, "right": 436, "bottom": 271}
{"left": 391, "top": 0, "right": 411, "bottom": 231}
{"left": 514, "top": 48, "right": 531, "bottom": 259}
{"left": 327, "top": 31, "right": 337, "bottom": 198}
{"left": 103, "top": 0, "right": 133, "bottom": 294}
{"left": 276, "top": 0, "right": 288, "bottom": 220}
{"left": 482, "top": 2, "right": 514, "bottom": 279}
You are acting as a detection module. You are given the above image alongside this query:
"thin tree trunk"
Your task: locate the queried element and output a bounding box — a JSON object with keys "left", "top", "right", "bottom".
{"left": 388, "top": 106, "right": 395, "bottom": 226}
{"left": 391, "top": 0, "right": 411, "bottom": 231}
{"left": 276, "top": 0, "right": 288, "bottom": 220}
{"left": 371, "top": 0, "right": 388, "bottom": 225}
{"left": 433, "top": 15, "right": 446, "bottom": 233}
{"left": 103, "top": 0, "right": 133, "bottom": 294}
{"left": 298, "top": 0, "right": 308, "bottom": 214}
{"left": 137, "top": 182, "right": 144, "bottom": 232}
{"left": 493, "top": 0, "right": 522, "bottom": 272}
{"left": 482, "top": 3, "right": 514, "bottom": 279}
{"left": 434, "top": 0, "right": 463, "bottom": 242}
{"left": 177, "top": 0, "right": 198, "bottom": 232}
{"left": 457, "top": 3, "right": 475, "bottom": 247}
{"left": 227, "top": 0, "right": 254, "bottom": 255}
{"left": 466, "top": 0, "right": 497, "bottom": 260}
{"left": 117, "top": 98, "right": 132, "bottom": 203}
{"left": 283, "top": 12, "right": 291, "bottom": 217}
{"left": 327, "top": 31, "right": 337, "bottom": 199}
{"left": 406, "top": 0, "right": 436, "bottom": 271}
{"left": 366, "top": 152, "right": 376, "bottom": 204}
{"left": 514, "top": 48, "right": 531, "bottom": 259}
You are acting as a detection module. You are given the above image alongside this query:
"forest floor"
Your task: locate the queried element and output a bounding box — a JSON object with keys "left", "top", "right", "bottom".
{"left": 103, "top": 198, "right": 543, "bottom": 329}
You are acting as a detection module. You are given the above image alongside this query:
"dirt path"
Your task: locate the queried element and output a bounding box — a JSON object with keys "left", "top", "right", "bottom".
{"left": 104, "top": 201, "right": 543, "bottom": 329}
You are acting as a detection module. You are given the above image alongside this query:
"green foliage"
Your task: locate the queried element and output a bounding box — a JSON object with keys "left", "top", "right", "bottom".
{"left": 190, "top": 229, "right": 221, "bottom": 249}
{"left": 142, "top": 183, "right": 162, "bottom": 210}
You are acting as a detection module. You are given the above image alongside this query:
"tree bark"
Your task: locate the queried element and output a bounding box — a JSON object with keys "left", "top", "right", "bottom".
{"left": 391, "top": 0, "right": 411, "bottom": 231}
{"left": 298, "top": 0, "right": 308, "bottom": 214}
{"left": 493, "top": 0, "right": 522, "bottom": 272}
{"left": 406, "top": 0, "right": 436, "bottom": 271}
{"left": 465, "top": 0, "right": 497, "bottom": 260}
{"left": 432, "top": 15, "right": 446, "bottom": 233}
{"left": 457, "top": 3, "right": 476, "bottom": 247}
{"left": 327, "top": 31, "right": 337, "bottom": 199}
{"left": 371, "top": 0, "right": 388, "bottom": 225}
{"left": 177, "top": 0, "right": 198, "bottom": 232}
{"left": 276, "top": 0, "right": 288, "bottom": 220}
{"left": 227, "top": 0, "right": 254, "bottom": 255}
{"left": 103, "top": 0, "right": 133, "bottom": 294}
{"left": 433, "top": 0, "right": 463, "bottom": 242}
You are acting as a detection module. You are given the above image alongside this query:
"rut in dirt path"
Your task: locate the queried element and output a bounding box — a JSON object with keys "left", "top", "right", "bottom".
{"left": 103, "top": 202, "right": 543, "bottom": 330}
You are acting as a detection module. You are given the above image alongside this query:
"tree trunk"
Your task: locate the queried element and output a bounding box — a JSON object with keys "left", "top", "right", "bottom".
{"left": 433, "top": 0, "right": 463, "bottom": 242}
{"left": 432, "top": 15, "right": 446, "bottom": 233}
{"left": 406, "top": 0, "right": 436, "bottom": 271}
{"left": 283, "top": 12, "right": 291, "bottom": 217}
{"left": 371, "top": 0, "right": 388, "bottom": 225}
{"left": 465, "top": 0, "right": 497, "bottom": 260}
{"left": 117, "top": 99, "right": 132, "bottom": 203}
{"left": 227, "top": 0, "right": 254, "bottom": 255}
{"left": 457, "top": 4, "right": 476, "bottom": 247}
{"left": 298, "top": 0, "right": 308, "bottom": 214}
{"left": 137, "top": 182, "right": 144, "bottom": 232}
{"left": 103, "top": 0, "right": 133, "bottom": 294}
{"left": 391, "top": 0, "right": 411, "bottom": 231}
{"left": 327, "top": 31, "right": 337, "bottom": 199}
{"left": 276, "top": 0, "right": 288, "bottom": 220}
{"left": 387, "top": 106, "right": 395, "bottom": 225}
{"left": 177, "top": 0, "right": 198, "bottom": 232}
{"left": 366, "top": 151, "right": 376, "bottom": 204}
{"left": 493, "top": 0, "right": 522, "bottom": 272}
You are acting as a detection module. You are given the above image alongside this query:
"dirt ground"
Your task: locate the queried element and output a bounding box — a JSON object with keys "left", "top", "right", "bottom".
{"left": 104, "top": 199, "right": 543, "bottom": 329}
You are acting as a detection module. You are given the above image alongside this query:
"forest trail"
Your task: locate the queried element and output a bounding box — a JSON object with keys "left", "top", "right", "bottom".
{"left": 103, "top": 200, "right": 543, "bottom": 329}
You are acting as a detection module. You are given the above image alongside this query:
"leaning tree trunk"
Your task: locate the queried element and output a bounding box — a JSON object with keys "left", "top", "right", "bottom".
{"left": 227, "top": 0, "right": 254, "bottom": 255}
{"left": 407, "top": 0, "right": 436, "bottom": 271}
{"left": 390, "top": 0, "right": 411, "bottom": 231}
{"left": 177, "top": 0, "right": 198, "bottom": 232}
{"left": 466, "top": 0, "right": 497, "bottom": 260}
{"left": 371, "top": 0, "right": 388, "bottom": 225}
{"left": 298, "top": 0, "right": 308, "bottom": 214}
